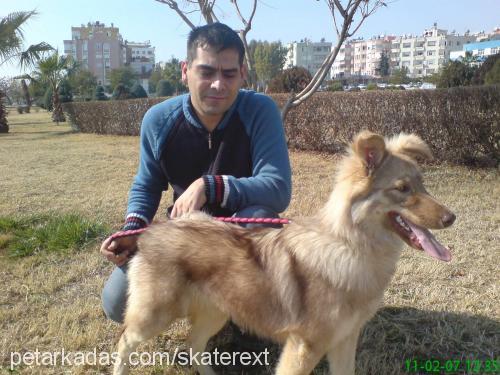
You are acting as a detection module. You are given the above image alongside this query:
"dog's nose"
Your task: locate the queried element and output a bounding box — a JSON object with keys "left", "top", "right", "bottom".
{"left": 441, "top": 212, "right": 456, "bottom": 227}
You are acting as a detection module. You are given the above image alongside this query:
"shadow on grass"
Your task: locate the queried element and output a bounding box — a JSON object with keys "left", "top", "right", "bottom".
{"left": 193, "top": 307, "right": 499, "bottom": 374}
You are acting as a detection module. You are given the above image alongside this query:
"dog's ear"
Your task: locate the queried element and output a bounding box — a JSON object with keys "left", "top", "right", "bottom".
{"left": 352, "top": 130, "right": 386, "bottom": 175}
{"left": 386, "top": 133, "right": 434, "bottom": 161}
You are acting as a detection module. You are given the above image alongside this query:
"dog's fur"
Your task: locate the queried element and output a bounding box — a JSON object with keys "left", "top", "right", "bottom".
{"left": 113, "top": 131, "right": 455, "bottom": 375}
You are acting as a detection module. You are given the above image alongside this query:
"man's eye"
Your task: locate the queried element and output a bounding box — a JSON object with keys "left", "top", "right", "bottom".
{"left": 200, "top": 71, "right": 214, "bottom": 78}
{"left": 223, "top": 73, "right": 236, "bottom": 79}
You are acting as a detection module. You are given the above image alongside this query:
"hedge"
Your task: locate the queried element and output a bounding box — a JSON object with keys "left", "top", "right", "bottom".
{"left": 62, "top": 86, "right": 499, "bottom": 165}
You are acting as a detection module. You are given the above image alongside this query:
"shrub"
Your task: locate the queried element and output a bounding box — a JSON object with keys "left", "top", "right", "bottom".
{"left": 156, "top": 80, "right": 174, "bottom": 97}
{"left": 16, "top": 106, "right": 24, "bottom": 114}
{"left": 94, "top": 85, "right": 107, "bottom": 101}
{"left": 112, "top": 84, "right": 134, "bottom": 100}
{"left": 367, "top": 83, "right": 378, "bottom": 90}
{"left": 328, "top": 81, "right": 344, "bottom": 92}
{"left": 267, "top": 67, "right": 312, "bottom": 93}
{"left": 130, "top": 83, "right": 148, "bottom": 99}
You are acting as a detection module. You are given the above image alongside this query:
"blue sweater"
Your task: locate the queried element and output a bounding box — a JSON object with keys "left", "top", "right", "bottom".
{"left": 125, "top": 90, "right": 291, "bottom": 227}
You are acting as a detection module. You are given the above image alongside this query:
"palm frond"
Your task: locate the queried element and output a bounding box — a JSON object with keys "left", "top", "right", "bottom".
{"left": 19, "top": 42, "right": 53, "bottom": 70}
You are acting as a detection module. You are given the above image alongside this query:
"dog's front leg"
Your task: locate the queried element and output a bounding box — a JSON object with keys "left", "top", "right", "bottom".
{"left": 275, "top": 336, "right": 324, "bottom": 375}
{"left": 326, "top": 331, "right": 359, "bottom": 375}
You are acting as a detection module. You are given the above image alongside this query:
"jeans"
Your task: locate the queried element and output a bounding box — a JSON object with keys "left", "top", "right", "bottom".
{"left": 101, "top": 205, "right": 280, "bottom": 323}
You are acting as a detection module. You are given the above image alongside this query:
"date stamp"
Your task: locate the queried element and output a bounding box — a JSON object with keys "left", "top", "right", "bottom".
{"left": 405, "top": 358, "right": 499, "bottom": 373}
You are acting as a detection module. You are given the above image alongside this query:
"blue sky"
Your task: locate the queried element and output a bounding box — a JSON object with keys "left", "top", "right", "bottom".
{"left": 1, "top": 0, "right": 499, "bottom": 77}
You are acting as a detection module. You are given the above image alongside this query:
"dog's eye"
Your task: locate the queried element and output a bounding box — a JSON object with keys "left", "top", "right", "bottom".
{"left": 396, "top": 184, "right": 411, "bottom": 193}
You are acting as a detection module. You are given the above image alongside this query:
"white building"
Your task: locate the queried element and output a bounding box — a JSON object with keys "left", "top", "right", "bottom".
{"left": 332, "top": 36, "right": 394, "bottom": 78}
{"left": 391, "top": 24, "right": 476, "bottom": 78}
{"left": 285, "top": 39, "right": 332, "bottom": 79}
{"left": 450, "top": 40, "right": 500, "bottom": 62}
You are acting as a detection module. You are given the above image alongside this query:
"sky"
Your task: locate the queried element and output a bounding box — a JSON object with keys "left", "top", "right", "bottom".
{"left": 1, "top": 0, "right": 499, "bottom": 77}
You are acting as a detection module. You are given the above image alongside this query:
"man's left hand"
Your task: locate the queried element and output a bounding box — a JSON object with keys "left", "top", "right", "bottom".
{"left": 170, "top": 178, "right": 207, "bottom": 218}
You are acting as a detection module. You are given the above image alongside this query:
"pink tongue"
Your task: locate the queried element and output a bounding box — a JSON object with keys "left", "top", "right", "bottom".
{"left": 406, "top": 220, "right": 452, "bottom": 262}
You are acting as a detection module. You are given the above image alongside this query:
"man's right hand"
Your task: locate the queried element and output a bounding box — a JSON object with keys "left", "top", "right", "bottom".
{"left": 100, "top": 235, "right": 139, "bottom": 266}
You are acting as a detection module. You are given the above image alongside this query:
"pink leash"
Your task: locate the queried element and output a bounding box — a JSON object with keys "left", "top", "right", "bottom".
{"left": 109, "top": 216, "right": 291, "bottom": 241}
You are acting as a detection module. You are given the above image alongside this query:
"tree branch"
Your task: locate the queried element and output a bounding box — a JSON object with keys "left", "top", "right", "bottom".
{"left": 155, "top": 0, "right": 196, "bottom": 29}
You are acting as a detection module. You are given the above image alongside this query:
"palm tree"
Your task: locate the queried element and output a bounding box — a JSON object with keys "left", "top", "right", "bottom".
{"left": 22, "top": 51, "right": 73, "bottom": 123}
{"left": 0, "top": 10, "right": 53, "bottom": 132}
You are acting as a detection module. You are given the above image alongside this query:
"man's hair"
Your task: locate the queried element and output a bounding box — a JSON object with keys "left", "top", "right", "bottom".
{"left": 187, "top": 23, "right": 245, "bottom": 66}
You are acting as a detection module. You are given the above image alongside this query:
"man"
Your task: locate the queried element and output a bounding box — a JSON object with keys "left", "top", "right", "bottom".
{"left": 100, "top": 22, "right": 291, "bottom": 324}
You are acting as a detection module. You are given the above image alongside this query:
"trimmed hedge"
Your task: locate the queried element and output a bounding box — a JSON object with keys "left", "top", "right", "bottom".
{"left": 62, "top": 86, "right": 499, "bottom": 165}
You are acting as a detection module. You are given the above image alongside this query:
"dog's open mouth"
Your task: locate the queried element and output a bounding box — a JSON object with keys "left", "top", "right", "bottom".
{"left": 388, "top": 212, "right": 451, "bottom": 262}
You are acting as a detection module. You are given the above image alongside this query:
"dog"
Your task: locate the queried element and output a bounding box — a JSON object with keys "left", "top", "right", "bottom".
{"left": 112, "top": 131, "right": 455, "bottom": 375}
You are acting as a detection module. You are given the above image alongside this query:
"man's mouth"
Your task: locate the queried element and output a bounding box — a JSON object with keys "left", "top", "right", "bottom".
{"left": 388, "top": 212, "right": 452, "bottom": 262}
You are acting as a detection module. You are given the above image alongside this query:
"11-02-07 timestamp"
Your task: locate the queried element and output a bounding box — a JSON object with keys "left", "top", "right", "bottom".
{"left": 405, "top": 358, "right": 499, "bottom": 373}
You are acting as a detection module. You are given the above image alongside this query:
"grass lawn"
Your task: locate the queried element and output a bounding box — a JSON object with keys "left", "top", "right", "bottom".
{"left": 0, "top": 110, "right": 498, "bottom": 374}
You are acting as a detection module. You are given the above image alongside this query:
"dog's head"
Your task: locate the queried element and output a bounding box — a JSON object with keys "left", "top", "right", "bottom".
{"left": 339, "top": 130, "right": 455, "bottom": 261}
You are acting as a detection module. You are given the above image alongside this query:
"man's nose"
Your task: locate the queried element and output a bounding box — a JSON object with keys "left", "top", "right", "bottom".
{"left": 210, "top": 74, "right": 224, "bottom": 90}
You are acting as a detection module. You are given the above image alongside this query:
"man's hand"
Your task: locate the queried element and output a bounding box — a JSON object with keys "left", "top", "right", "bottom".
{"left": 100, "top": 235, "right": 138, "bottom": 266}
{"left": 171, "top": 177, "right": 207, "bottom": 218}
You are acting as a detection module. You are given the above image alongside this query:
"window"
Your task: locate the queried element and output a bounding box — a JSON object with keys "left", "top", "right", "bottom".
{"left": 427, "top": 50, "right": 435, "bottom": 56}
{"left": 392, "top": 43, "right": 400, "bottom": 49}
{"left": 403, "top": 42, "right": 411, "bottom": 48}
{"left": 427, "top": 41, "right": 436, "bottom": 47}
{"left": 492, "top": 47, "right": 499, "bottom": 54}
{"left": 478, "top": 49, "right": 484, "bottom": 56}
{"left": 402, "top": 61, "right": 410, "bottom": 67}
{"left": 402, "top": 51, "right": 411, "bottom": 57}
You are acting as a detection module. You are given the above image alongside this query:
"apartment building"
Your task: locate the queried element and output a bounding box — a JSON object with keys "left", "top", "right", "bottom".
{"left": 64, "top": 22, "right": 156, "bottom": 87}
{"left": 332, "top": 36, "right": 394, "bottom": 78}
{"left": 123, "top": 41, "right": 155, "bottom": 77}
{"left": 64, "top": 21, "right": 123, "bottom": 85}
{"left": 391, "top": 24, "right": 476, "bottom": 78}
{"left": 285, "top": 39, "right": 332, "bottom": 79}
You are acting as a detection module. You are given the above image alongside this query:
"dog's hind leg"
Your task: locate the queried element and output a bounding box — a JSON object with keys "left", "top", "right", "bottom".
{"left": 275, "top": 336, "right": 324, "bottom": 375}
{"left": 187, "top": 304, "right": 229, "bottom": 375}
{"left": 327, "top": 331, "right": 359, "bottom": 375}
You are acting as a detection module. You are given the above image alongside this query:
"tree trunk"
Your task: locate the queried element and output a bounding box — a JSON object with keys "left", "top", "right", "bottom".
{"left": 0, "top": 89, "right": 9, "bottom": 133}
{"left": 51, "top": 88, "right": 65, "bottom": 124}
{"left": 21, "top": 79, "right": 31, "bottom": 113}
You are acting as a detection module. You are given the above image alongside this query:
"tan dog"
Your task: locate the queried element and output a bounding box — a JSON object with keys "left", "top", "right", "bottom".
{"left": 113, "top": 131, "right": 455, "bottom": 375}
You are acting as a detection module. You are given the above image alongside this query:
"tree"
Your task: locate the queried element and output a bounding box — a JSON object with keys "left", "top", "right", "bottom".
{"left": 25, "top": 51, "right": 73, "bottom": 122}
{"left": 94, "top": 85, "right": 107, "bottom": 101}
{"left": 162, "top": 57, "right": 185, "bottom": 94}
{"left": 472, "top": 53, "right": 500, "bottom": 85}
{"left": 484, "top": 59, "right": 500, "bottom": 85}
{"left": 109, "top": 66, "right": 137, "bottom": 91}
{"left": 0, "top": 10, "right": 53, "bottom": 132}
{"left": 389, "top": 66, "right": 410, "bottom": 85}
{"left": 267, "top": 67, "right": 312, "bottom": 93}
{"left": 376, "top": 50, "right": 390, "bottom": 77}
{"left": 42, "top": 86, "right": 53, "bottom": 110}
{"left": 130, "top": 83, "right": 148, "bottom": 98}
{"left": 251, "top": 40, "right": 288, "bottom": 90}
{"left": 58, "top": 79, "right": 73, "bottom": 103}
{"left": 68, "top": 69, "right": 97, "bottom": 100}
{"left": 437, "top": 60, "right": 476, "bottom": 88}
{"left": 156, "top": 79, "right": 174, "bottom": 97}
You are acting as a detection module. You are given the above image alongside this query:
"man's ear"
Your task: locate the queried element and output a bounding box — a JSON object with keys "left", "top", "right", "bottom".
{"left": 352, "top": 130, "right": 387, "bottom": 175}
{"left": 181, "top": 61, "right": 189, "bottom": 84}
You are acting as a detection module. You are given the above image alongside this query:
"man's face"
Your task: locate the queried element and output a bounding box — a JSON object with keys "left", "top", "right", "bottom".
{"left": 182, "top": 46, "right": 247, "bottom": 128}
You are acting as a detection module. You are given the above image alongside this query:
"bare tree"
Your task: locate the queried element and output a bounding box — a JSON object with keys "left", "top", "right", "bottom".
{"left": 154, "top": 0, "right": 258, "bottom": 88}
{"left": 281, "top": 0, "right": 388, "bottom": 120}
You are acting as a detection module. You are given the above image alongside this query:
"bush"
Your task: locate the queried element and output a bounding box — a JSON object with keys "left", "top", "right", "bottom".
{"left": 327, "top": 81, "right": 344, "bottom": 92}
{"left": 130, "top": 83, "right": 148, "bottom": 99}
{"left": 112, "top": 84, "right": 134, "bottom": 100}
{"left": 58, "top": 79, "right": 73, "bottom": 103}
{"left": 94, "top": 85, "right": 107, "bottom": 101}
{"left": 367, "top": 83, "right": 378, "bottom": 91}
{"left": 16, "top": 106, "right": 24, "bottom": 114}
{"left": 156, "top": 80, "right": 174, "bottom": 97}
{"left": 267, "top": 67, "right": 312, "bottom": 93}
{"left": 63, "top": 86, "right": 500, "bottom": 166}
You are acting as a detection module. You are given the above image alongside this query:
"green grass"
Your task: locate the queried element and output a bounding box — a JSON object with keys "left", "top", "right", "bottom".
{"left": 0, "top": 214, "right": 108, "bottom": 258}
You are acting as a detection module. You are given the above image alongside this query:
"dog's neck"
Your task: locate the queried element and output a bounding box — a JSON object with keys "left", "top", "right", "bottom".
{"left": 306, "top": 183, "right": 402, "bottom": 297}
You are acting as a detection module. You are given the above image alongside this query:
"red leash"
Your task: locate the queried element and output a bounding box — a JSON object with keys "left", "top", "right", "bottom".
{"left": 109, "top": 216, "right": 291, "bottom": 241}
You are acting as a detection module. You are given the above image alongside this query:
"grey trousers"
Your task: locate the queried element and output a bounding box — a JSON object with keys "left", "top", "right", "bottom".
{"left": 101, "top": 205, "right": 280, "bottom": 323}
